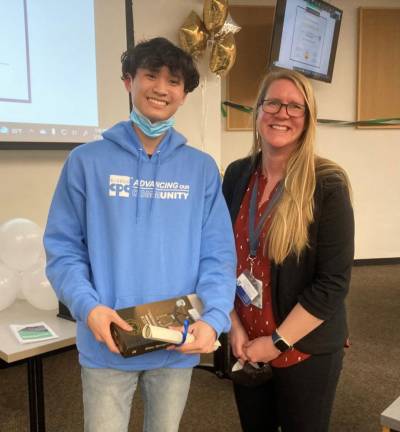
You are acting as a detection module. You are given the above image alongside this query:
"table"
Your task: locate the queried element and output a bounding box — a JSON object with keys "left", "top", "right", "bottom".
{"left": 381, "top": 395, "right": 400, "bottom": 432}
{"left": 0, "top": 300, "right": 76, "bottom": 432}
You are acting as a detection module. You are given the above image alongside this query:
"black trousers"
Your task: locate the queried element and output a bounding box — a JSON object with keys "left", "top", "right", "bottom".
{"left": 233, "top": 350, "right": 344, "bottom": 432}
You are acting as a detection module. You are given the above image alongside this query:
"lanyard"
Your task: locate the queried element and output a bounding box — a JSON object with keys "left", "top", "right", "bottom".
{"left": 248, "top": 176, "right": 283, "bottom": 260}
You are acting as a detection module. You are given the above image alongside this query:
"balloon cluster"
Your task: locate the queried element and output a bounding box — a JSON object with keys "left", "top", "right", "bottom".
{"left": 0, "top": 218, "right": 58, "bottom": 311}
{"left": 178, "top": 0, "right": 241, "bottom": 77}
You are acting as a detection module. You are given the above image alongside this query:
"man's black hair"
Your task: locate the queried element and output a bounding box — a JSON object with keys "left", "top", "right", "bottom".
{"left": 121, "top": 37, "right": 199, "bottom": 93}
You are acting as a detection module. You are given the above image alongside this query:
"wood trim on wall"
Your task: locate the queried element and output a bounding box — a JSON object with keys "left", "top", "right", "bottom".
{"left": 226, "top": 6, "right": 275, "bottom": 131}
{"left": 353, "top": 258, "right": 400, "bottom": 266}
{"left": 357, "top": 8, "right": 400, "bottom": 129}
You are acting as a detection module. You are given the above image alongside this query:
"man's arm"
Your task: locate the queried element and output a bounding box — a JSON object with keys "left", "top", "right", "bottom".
{"left": 178, "top": 159, "right": 236, "bottom": 354}
{"left": 45, "top": 154, "right": 132, "bottom": 352}
{"left": 44, "top": 155, "right": 99, "bottom": 322}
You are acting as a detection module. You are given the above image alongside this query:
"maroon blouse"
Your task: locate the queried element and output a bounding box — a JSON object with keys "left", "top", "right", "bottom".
{"left": 234, "top": 169, "right": 310, "bottom": 368}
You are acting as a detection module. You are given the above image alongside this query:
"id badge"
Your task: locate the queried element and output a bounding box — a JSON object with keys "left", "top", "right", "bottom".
{"left": 236, "top": 270, "right": 262, "bottom": 309}
{"left": 251, "top": 278, "right": 263, "bottom": 309}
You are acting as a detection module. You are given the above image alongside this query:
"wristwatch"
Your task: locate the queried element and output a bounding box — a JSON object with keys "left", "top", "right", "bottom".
{"left": 272, "top": 330, "right": 293, "bottom": 352}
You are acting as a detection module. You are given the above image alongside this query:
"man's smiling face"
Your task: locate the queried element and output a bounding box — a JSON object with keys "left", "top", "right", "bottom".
{"left": 125, "top": 66, "right": 187, "bottom": 123}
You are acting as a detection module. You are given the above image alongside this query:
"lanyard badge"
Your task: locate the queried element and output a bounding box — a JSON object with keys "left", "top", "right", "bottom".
{"left": 236, "top": 176, "right": 283, "bottom": 309}
{"left": 236, "top": 269, "right": 263, "bottom": 308}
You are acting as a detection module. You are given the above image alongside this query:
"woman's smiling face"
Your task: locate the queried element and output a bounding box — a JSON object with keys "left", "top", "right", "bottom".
{"left": 257, "top": 78, "right": 306, "bottom": 156}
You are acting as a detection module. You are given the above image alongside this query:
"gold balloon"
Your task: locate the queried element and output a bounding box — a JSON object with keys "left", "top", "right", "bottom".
{"left": 209, "top": 32, "right": 236, "bottom": 77}
{"left": 216, "top": 13, "right": 241, "bottom": 37}
{"left": 178, "top": 11, "right": 208, "bottom": 57}
{"left": 178, "top": 2, "right": 238, "bottom": 76}
{"left": 203, "top": 0, "right": 228, "bottom": 34}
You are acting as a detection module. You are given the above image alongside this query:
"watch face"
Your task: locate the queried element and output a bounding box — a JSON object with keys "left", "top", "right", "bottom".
{"left": 272, "top": 331, "right": 291, "bottom": 352}
{"left": 275, "top": 338, "right": 290, "bottom": 352}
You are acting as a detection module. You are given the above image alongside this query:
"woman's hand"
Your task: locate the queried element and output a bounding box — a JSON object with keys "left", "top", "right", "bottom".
{"left": 230, "top": 315, "right": 250, "bottom": 364}
{"left": 243, "top": 336, "right": 281, "bottom": 364}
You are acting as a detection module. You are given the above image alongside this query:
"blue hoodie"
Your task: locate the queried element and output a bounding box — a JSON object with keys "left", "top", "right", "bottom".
{"left": 44, "top": 121, "right": 236, "bottom": 370}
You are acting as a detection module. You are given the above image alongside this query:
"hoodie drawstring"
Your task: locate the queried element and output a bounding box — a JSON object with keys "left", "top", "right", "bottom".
{"left": 135, "top": 148, "right": 143, "bottom": 223}
{"left": 135, "top": 148, "right": 161, "bottom": 222}
{"left": 149, "top": 150, "right": 161, "bottom": 216}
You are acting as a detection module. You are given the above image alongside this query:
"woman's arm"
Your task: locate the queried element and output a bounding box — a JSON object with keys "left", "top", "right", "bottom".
{"left": 230, "top": 310, "right": 250, "bottom": 363}
{"left": 298, "top": 178, "right": 355, "bottom": 321}
{"left": 276, "top": 303, "right": 323, "bottom": 345}
{"left": 281, "top": 179, "right": 354, "bottom": 341}
{"left": 244, "top": 178, "right": 354, "bottom": 362}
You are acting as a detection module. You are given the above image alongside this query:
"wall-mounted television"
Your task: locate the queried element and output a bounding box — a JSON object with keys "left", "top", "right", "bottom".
{"left": 269, "top": 0, "right": 342, "bottom": 83}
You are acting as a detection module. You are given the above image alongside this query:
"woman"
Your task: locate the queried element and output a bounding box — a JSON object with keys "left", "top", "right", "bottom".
{"left": 223, "top": 69, "right": 354, "bottom": 432}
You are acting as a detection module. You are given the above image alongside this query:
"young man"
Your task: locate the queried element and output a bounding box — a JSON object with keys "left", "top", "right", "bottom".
{"left": 44, "top": 37, "right": 236, "bottom": 432}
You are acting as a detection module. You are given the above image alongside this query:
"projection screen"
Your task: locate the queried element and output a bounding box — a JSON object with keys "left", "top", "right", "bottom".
{"left": 0, "top": 0, "right": 133, "bottom": 149}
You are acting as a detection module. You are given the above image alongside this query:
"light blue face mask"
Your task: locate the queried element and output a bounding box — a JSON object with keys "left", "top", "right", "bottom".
{"left": 130, "top": 106, "right": 175, "bottom": 138}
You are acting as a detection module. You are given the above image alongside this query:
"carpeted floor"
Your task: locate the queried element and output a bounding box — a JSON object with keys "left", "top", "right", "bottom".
{"left": 1, "top": 264, "right": 399, "bottom": 431}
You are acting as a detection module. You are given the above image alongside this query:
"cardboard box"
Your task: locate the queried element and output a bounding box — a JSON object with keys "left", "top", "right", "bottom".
{"left": 110, "top": 294, "right": 203, "bottom": 358}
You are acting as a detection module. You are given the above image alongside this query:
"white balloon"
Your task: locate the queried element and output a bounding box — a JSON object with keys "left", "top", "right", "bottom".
{"left": 0, "top": 218, "right": 43, "bottom": 271}
{"left": 21, "top": 260, "right": 58, "bottom": 310}
{"left": 16, "top": 271, "right": 25, "bottom": 299}
{"left": 0, "top": 263, "right": 18, "bottom": 311}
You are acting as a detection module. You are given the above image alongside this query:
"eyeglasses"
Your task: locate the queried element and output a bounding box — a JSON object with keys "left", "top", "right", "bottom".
{"left": 260, "top": 99, "right": 306, "bottom": 118}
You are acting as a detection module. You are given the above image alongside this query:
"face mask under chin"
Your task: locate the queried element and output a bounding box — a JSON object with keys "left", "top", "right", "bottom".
{"left": 130, "top": 106, "right": 175, "bottom": 138}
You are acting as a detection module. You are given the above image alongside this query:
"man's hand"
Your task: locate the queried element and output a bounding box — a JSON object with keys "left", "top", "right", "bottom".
{"left": 87, "top": 305, "right": 132, "bottom": 354}
{"left": 173, "top": 320, "right": 217, "bottom": 354}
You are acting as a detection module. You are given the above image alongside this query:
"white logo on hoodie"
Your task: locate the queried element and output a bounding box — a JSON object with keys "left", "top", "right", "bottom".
{"left": 109, "top": 175, "right": 130, "bottom": 197}
{"left": 109, "top": 175, "right": 190, "bottom": 200}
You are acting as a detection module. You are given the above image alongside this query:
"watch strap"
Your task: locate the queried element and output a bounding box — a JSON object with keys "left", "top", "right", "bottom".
{"left": 272, "top": 330, "right": 292, "bottom": 352}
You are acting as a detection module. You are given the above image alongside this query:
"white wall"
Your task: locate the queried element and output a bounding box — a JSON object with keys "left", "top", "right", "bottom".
{"left": 0, "top": 0, "right": 398, "bottom": 259}
{"left": 222, "top": 0, "right": 400, "bottom": 259}
{"left": 0, "top": 150, "right": 68, "bottom": 227}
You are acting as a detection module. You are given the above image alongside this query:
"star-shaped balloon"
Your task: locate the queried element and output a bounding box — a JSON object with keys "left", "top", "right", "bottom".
{"left": 178, "top": 0, "right": 241, "bottom": 77}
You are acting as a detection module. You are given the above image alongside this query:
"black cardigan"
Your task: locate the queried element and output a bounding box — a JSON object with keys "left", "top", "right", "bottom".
{"left": 222, "top": 156, "right": 355, "bottom": 354}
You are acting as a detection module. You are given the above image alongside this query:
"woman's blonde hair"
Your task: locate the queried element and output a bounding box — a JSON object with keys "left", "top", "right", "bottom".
{"left": 251, "top": 69, "right": 350, "bottom": 263}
